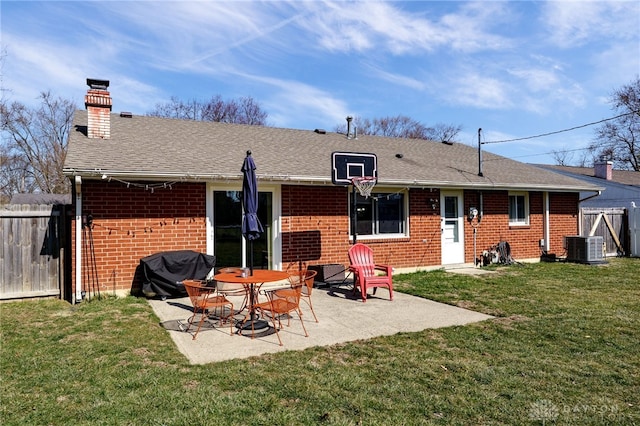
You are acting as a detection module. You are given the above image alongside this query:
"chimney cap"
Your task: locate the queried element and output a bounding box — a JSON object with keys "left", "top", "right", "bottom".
{"left": 87, "top": 78, "right": 110, "bottom": 90}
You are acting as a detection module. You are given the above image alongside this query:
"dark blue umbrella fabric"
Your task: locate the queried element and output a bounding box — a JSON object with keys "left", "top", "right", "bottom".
{"left": 241, "top": 151, "right": 263, "bottom": 273}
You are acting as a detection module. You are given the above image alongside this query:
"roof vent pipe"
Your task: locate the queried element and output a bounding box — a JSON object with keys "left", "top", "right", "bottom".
{"left": 346, "top": 116, "right": 353, "bottom": 139}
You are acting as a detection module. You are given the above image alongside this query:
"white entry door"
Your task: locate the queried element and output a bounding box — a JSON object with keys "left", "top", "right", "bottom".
{"left": 441, "top": 191, "right": 465, "bottom": 264}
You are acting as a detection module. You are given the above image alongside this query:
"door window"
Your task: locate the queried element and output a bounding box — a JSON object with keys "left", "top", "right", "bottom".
{"left": 443, "top": 195, "right": 459, "bottom": 243}
{"left": 213, "top": 191, "right": 272, "bottom": 269}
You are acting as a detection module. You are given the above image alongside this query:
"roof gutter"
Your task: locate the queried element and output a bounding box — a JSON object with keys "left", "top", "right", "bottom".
{"left": 380, "top": 179, "right": 603, "bottom": 193}
{"left": 63, "top": 168, "right": 332, "bottom": 185}
{"left": 64, "top": 168, "right": 603, "bottom": 193}
{"left": 579, "top": 190, "right": 602, "bottom": 203}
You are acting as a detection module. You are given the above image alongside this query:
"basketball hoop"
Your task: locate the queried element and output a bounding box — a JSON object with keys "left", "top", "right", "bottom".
{"left": 351, "top": 176, "right": 377, "bottom": 198}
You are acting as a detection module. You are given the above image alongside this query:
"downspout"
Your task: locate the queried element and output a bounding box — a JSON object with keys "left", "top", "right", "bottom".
{"left": 543, "top": 192, "right": 550, "bottom": 252}
{"left": 579, "top": 190, "right": 602, "bottom": 203}
{"left": 74, "top": 176, "right": 83, "bottom": 304}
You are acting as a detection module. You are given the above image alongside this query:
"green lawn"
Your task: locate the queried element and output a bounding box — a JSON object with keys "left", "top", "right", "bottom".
{"left": 1, "top": 259, "right": 638, "bottom": 425}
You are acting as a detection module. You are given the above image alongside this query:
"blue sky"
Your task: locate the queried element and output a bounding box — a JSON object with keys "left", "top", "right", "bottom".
{"left": 2, "top": 1, "right": 639, "bottom": 165}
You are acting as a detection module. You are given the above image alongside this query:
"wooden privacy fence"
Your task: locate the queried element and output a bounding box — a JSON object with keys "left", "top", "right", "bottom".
{"left": 581, "top": 207, "right": 627, "bottom": 256}
{"left": 0, "top": 204, "right": 69, "bottom": 300}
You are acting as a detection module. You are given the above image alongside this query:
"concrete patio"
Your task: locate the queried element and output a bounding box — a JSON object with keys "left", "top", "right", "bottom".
{"left": 148, "top": 276, "right": 493, "bottom": 364}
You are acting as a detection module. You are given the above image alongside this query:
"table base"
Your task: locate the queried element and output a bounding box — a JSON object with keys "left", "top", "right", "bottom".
{"left": 236, "top": 318, "right": 279, "bottom": 338}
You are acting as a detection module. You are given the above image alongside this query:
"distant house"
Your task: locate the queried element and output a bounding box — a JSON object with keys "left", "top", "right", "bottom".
{"left": 535, "top": 162, "right": 640, "bottom": 256}
{"left": 535, "top": 163, "right": 640, "bottom": 210}
{"left": 63, "top": 79, "right": 602, "bottom": 300}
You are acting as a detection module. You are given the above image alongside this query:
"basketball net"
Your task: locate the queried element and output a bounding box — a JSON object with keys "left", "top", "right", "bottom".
{"left": 351, "top": 176, "right": 377, "bottom": 198}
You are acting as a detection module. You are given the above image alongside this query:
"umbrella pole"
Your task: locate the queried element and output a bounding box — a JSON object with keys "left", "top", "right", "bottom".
{"left": 249, "top": 241, "right": 254, "bottom": 276}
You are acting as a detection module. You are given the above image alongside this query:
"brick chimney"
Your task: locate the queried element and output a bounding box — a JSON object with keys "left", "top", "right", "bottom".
{"left": 594, "top": 157, "right": 612, "bottom": 180}
{"left": 85, "top": 78, "right": 112, "bottom": 139}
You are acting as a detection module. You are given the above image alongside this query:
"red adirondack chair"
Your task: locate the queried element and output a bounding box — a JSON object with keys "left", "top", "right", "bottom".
{"left": 348, "top": 243, "right": 393, "bottom": 303}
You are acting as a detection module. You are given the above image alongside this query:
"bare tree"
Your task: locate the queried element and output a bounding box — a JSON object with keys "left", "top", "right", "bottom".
{"left": 589, "top": 76, "right": 640, "bottom": 171}
{"left": 334, "top": 115, "right": 462, "bottom": 142}
{"left": 1, "top": 91, "right": 76, "bottom": 198}
{"left": 427, "top": 122, "right": 463, "bottom": 144}
{"left": 551, "top": 149, "right": 573, "bottom": 166}
{"left": 551, "top": 147, "right": 591, "bottom": 167}
{"left": 148, "top": 95, "right": 268, "bottom": 125}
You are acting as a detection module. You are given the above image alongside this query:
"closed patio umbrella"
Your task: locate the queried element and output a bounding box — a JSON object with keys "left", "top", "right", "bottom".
{"left": 241, "top": 150, "right": 263, "bottom": 275}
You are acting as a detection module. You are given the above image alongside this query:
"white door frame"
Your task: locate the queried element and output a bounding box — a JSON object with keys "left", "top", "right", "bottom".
{"left": 206, "top": 183, "right": 282, "bottom": 269}
{"left": 440, "top": 190, "right": 465, "bottom": 265}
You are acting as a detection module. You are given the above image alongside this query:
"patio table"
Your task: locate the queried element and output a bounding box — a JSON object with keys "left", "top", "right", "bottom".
{"left": 213, "top": 269, "right": 289, "bottom": 337}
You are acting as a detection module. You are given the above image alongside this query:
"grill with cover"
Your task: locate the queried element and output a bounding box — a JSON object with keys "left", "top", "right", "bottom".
{"left": 140, "top": 250, "right": 216, "bottom": 299}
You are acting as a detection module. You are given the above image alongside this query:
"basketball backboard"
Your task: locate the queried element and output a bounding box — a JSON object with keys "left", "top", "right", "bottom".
{"left": 331, "top": 152, "right": 378, "bottom": 185}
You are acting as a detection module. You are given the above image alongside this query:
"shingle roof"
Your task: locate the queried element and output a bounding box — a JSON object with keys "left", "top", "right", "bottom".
{"left": 9, "top": 193, "right": 71, "bottom": 205}
{"left": 535, "top": 164, "right": 640, "bottom": 187}
{"left": 64, "top": 111, "right": 601, "bottom": 192}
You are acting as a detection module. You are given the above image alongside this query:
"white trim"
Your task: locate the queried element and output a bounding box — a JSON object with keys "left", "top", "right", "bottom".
{"left": 205, "top": 189, "right": 214, "bottom": 256}
{"left": 74, "top": 176, "right": 83, "bottom": 304}
{"left": 508, "top": 191, "right": 530, "bottom": 226}
{"left": 349, "top": 186, "right": 409, "bottom": 240}
{"left": 206, "top": 182, "right": 282, "bottom": 270}
{"left": 543, "top": 192, "right": 550, "bottom": 252}
{"left": 440, "top": 190, "right": 465, "bottom": 264}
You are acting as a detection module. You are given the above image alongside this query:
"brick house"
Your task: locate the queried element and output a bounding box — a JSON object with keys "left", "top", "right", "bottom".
{"left": 63, "top": 80, "right": 602, "bottom": 301}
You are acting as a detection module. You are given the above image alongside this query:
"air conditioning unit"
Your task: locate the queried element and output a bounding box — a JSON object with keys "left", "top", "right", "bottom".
{"left": 564, "top": 236, "right": 605, "bottom": 264}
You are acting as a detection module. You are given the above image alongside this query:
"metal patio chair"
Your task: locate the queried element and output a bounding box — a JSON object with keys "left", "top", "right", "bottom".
{"left": 182, "top": 280, "right": 234, "bottom": 339}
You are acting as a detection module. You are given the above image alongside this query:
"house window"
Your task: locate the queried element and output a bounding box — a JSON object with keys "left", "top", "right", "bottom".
{"left": 349, "top": 190, "right": 407, "bottom": 238}
{"left": 509, "top": 192, "right": 529, "bottom": 226}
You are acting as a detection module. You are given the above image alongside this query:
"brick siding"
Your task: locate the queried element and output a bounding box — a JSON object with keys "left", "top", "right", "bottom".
{"left": 72, "top": 182, "right": 579, "bottom": 295}
{"left": 72, "top": 181, "right": 207, "bottom": 296}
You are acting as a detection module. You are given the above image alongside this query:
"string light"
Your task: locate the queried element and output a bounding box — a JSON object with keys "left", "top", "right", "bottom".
{"left": 92, "top": 217, "right": 204, "bottom": 237}
{"left": 97, "top": 173, "right": 178, "bottom": 192}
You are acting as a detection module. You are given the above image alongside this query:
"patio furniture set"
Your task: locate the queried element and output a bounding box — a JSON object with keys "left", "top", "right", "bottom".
{"left": 162, "top": 243, "right": 395, "bottom": 345}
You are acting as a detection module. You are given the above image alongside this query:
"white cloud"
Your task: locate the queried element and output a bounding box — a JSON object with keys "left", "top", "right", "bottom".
{"left": 1, "top": 0, "right": 637, "bottom": 166}
{"left": 293, "top": 0, "right": 514, "bottom": 55}
{"left": 508, "top": 68, "right": 560, "bottom": 93}
{"left": 448, "top": 72, "right": 514, "bottom": 110}
{"left": 2, "top": 33, "right": 93, "bottom": 106}
{"left": 542, "top": 1, "right": 640, "bottom": 48}
{"left": 589, "top": 41, "right": 640, "bottom": 90}
{"left": 367, "top": 65, "right": 427, "bottom": 91}
{"left": 237, "top": 73, "right": 351, "bottom": 128}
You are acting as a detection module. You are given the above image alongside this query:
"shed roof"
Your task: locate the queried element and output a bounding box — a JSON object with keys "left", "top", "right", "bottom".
{"left": 64, "top": 111, "right": 601, "bottom": 193}
{"left": 9, "top": 193, "right": 71, "bottom": 205}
